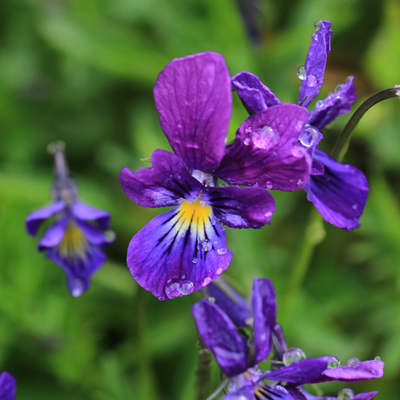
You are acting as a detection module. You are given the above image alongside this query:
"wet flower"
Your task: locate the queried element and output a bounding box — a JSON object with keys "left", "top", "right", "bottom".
{"left": 192, "top": 278, "right": 384, "bottom": 400}
{"left": 232, "top": 20, "right": 368, "bottom": 230}
{"left": 120, "top": 52, "right": 312, "bottom": 300}
{"left": 0, "top": 371, "right": 16, "bottom": 400}
{"left": 26, "top": 142, "right": 114, "bottom": 297}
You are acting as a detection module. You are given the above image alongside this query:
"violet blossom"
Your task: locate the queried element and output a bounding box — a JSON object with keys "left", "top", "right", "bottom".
{"left": 191, "top": 278, "right": 384, "bottom": 400}
{"left": 0, "top": 371, "right": 16, "bottom": 400}
{"left": 25, "top": 142, "right": 115, "bottom": 297}
{"left": 120, "top": 52, "right": 313, "bottom": 300}
{"left": 231, "top": 20, "right": 369, "bottom": 230}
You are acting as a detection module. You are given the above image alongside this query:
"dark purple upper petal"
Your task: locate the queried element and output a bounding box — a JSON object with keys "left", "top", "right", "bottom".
{"left": 191, "top": 300, "right": 248, "bottom": 377}
{"left": 263, "top": 357, "right": 330, "bottom": 385}
{"left": 205, "top": 186, "right": 276, "bottom": 228}
{"left": 215, "top": 104, "right": 311, "bottom": 191}
{"left": 298, "top": 21, "right": 332, "bottom": 108}
{"left": 127, "top": 205, "right": 232, "bottom": 300}
{"left": 232, "top": 71, "right": 281, "bottom": 114}
{"left": 308, "top": 76, "right": 356, "bottom": 131}
{"left": 309, "top": 360, "right": 384, "bottom": 384}
{"left": 25, "top": 201, "right": 66, "bottom": 236}
{"left": 120, "top": 149, "right": 203, "bottom": 208}
{"left": 206, "top": 279, "right": 252, "bottom": 328}
{"left": 71, "top": 201, "right": 111, "bottom": 229}
{"left": 305, "top": 150, "right": 369, "bottom": 229}
{"left": 0, "top": 371, "right": 16, "bottom": 400}
{"left": 153, "top": 52, "right": 232, "bottom": 172}
{"left": 252, "top": 278, "right": 276, "bottom": 364}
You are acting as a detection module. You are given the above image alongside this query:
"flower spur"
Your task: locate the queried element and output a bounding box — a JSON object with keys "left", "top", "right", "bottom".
{"left": 120, "top": 51, "right": 313, "bottom": 300}
{"left": 26, "top": 142, "right": 114, "bottom": 297}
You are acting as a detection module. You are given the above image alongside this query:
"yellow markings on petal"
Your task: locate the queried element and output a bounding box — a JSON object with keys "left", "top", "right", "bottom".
{"left": 59, "top": 223, "right": 88, "bottom": 259}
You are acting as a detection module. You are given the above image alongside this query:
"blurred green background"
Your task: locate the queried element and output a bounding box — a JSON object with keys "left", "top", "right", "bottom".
{"left": 1, "top": 0, "right": 400, "bottom": 398}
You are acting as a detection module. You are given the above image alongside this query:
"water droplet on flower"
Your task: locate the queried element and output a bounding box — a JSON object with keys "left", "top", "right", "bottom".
{"left": 338, "top": 388, "right": 354, "bottom": 400}
{"left": 297, "top": 179, "right": 303, "bottom": 187}
{"left": 328, "top": 356, "right": 340, "bottom": 369}
{"left": 251, "top": 125, "right": 279, "bottom": 150}
{"left": 216, "top": 267, "right": 223, "bottom": 275}
{"left": 316, "top": 100, "right": 323, "bottom": 108}
{"left": 164, "top": 279, "right": 181, "bottom": 298}
{"left": 283, "top": 348, "right": 306, "bottom": 366}
{"left": 245, "top": 126, "right": 252, "bottom": 134}
{"left": 202, "top": 277, "right": 212, "bottom": 287}
{"left": 291, "top": 146, "right": 304, "bottom": 158}
{"left": 305, "top": 75, "right": 317, "bottom": 87}
{"left": 299, "top": 124, "right": 319, "bottom": 147}
{"left": 274, "top": 386, "right": 288, "bottom": 394}
{"left": 198, "top": 239, "right": 212, "bottom": 252}
{"left": 158, "top": 296, "right": 163, "bottom": 300}
{"left": 266, "top": 181, "right": 273, "bottom": 190}
{"left": 347, "top": 357, "right": 360, "bottom": 366}
{"left": 314, "top": 20, "right": 322, "bottom": 30}
{"left": 179, "top": 280, "right": 194, "bottom": 295}
{"left": 265, "top": 211, "right": 272, "bottom": 218}
{"left": 199, "top": 200, "right": 206, "bottom": 207}
{"left": 297, "top": 66, "right": 307, "bottom": 80}
{"left": 352, "top": 203, "right": 358, "bottom": 210}
{"left": 71, "top": 278, "right": 85, "bottom": 297}
{"left": 253, "top": 182, "right": 259, "bottom": 187}
{"left": 311, "top": 32, "right": 319, "bottom": 41}
{"left": 192, "top": 257, "right": 198, "bottom": 264}
{"left": 217, "top": 247, "right": 227, "bottom": 255}
{"left": 374, "top": 356, "right": 381, "bottom": 361}
{"left": 177, "top": 175, "right": 181, "bottom": 180}
{"left": 243, "top": 137, "right": 251, "bottom": 146}
{"left": 335, "top": 85, "right": 343, "bottom": 93}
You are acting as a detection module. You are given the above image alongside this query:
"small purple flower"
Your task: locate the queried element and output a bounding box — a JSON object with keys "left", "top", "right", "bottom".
{"left": 0, "top": 371, "right": 16, "bottom": 400}
{"left": 26, "top": 142, "right": 114, "bottom": 297}
{"left": 120, "top": 52, "right": 312, "bottom": 300}
{"left": 192, "top": 278, "right": 384, "bottom": 400}
{"left": 232, "top": 20, "right": 369, "bottom": 230}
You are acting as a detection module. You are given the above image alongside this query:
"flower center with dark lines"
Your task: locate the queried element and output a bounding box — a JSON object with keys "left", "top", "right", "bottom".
{"left": 59, "top": 223, "right": 88, "bottom": 260}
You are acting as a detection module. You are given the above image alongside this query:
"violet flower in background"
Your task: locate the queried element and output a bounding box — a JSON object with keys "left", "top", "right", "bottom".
{"left": 120, "top": 52, "right": 312, "bottom": 300}
{"left": 232, "top": 20, "right": 369, "bottom": 230}
{"left": 0, "top": 371, "right": 16, "bottom": 400}
{"left": 191, "top": 277, "right": 384, "bottom": 400}
{"left": 26, "top": 142, "right": 115, "bottom": 297}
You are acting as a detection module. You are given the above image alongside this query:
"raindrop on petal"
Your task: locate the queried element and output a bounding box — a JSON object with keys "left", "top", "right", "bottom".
{"left": 374, "top": 356, "right": 382, "bottom": 361}
{"left": 313, "top": 20, "right": 322, "bottom": 30}
{"left": 297, "top": 66, "right": 307, "bottom": 80}
{"left": 164, "top": 279, "right": 181, "bottom": 299}
{"left": 179, "top": 280, "right": 194, "bottom": 295}
{"left": 283, "top": 348, "right": 306, "bottom": 366}
{"left": 192, "top": 257, "right": 198, "bottom": 264}
{"left": 216, "top": 268, "right": 223, "bottom": 275}
{"left": 217, "top": 247, "right": 227, "bottom": 255}
{"left": 306, "top": 75, "right": 317, "bottom": 87}
{"left": 347, "top": 357, "right": 360, "bottom": 366}
{"left": 338, "top": 389, "right": 354, "bottom": 400}
{"left": 266, "top": 181, "right": 273, "bottom": 190}
{"left": 328, "top": 356, "right": 341, "bottom": 369}
{"left": 299, "top": 124, "right": 320, "bottom": 147}
{"left": 71, "top": 278, "right": 85, "bottom": 298}
{"left": 202, "top": 277, "right": 212, "bottom": 287}
{"left": 243, "top": 137, "right": 251, "bottom": 146}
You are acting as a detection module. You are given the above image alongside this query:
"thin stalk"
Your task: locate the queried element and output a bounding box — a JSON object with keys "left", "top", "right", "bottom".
{"left": 195, "top": 345, "right": 213, "bottom": 400}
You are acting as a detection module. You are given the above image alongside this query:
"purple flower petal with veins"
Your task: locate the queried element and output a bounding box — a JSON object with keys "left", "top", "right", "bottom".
{"left": 0, "top": 372, "right": 16, "bottom": 400}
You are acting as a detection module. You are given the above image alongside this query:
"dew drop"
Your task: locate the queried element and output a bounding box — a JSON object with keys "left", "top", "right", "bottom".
{"left": 274, "top": 386, "right": 288, "bottom": 394}
{"left": 265, "top": 211, "right": 273, "bottom": 218}
{"left": 313, "top": 20, "right": 322, "bottom": 30}
{"left": 297, "top": 179, "right": 304, "bottom": 187}
{"left": 243, "top": 137, "right": 251, "bottom": 146}
{"left": 192, "top": 257, "right": 198, "bottom": 264}
{"left": 316, "top": 100, "right": 323, "bottom": 108}
{"left": 299, "top": 124, "right": 320, "bottom": 147}
{"left": 216, "top": 267, "right": 223, "bottom": 275}
{"left": 305, "top": 75, "right": 317, "bottom": 87}
{"left": 217, "top": 247, "right": 227, "bottom": 255}
{"left": 164, "top": 279, "right": 181, "bottom": 299}
{"left": 374, "top": 356, "right": 382, "bottom": 361}
{"left": 266, "top": 181, "right": 273, "bottom": 190}
{"left": 352, "top": 203, "right": 358, "bottom": 210}
{"left": 71, "top": 279, "right": 85, "bottom": 298}
{"left": 347, "top": 357, "right": 360, "bottom": 366}
{"left": 181, "top": 275, "right": 186, "bottom": 279}
{"left": 291, "top": 146, "right": 304, "bottom": 158}
{"left": 198, "top": 239, "right": 212, "bottom": 252}
{"left": 199, "top": 200, "right": 207, "bottom": 207}
{"left": 283, "top": 348, "right": 306, "bottom": 366}
{"left": 202, "top": 277, "right": 212, "bottom": 287}
{"left": 311, "top": 32, "right": 319, "bottom": 41}
{"left": 179, "top": 280, "right": 194, "bottom": 295}
{"left": 252, "top": 125, "right": 279, "bottom": 150}
{"left": 158, "top": 296, "right": 163, "bottom": 300}
{"left": 338, "top": 388, "right": 354, "bottom": 400}
{"left": 328, "top": 356, "right": 340, "bottom": 369}
{"left": 297, "top": 66, "right": 307, "bottom": 81}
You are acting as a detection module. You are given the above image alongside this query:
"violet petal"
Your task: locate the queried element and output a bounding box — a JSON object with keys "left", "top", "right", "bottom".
{"left": 354, "top": 392, "right": 379, "bottom": 400}
{"left": 191, "top": 300, "right": 248, "bottom": 377}
{"left": 0, "top": 371, "right": 16, "bottom": 400}
{"left": 38, "top": 217, "right": 68, "bottom": 250}
{"left": 232, "top": 71, "right": 281, "bottom": 114}
{"left": 76, "top": 220, "right": 114, "bottom": 246}
{"left": 154, "top": 52, "right": 232, "bottom": 172}
{"left": 215, "top": 104, "right": 311, "bottom": 191}
{"left": 127, "top": 206, "right": 232, "bottom": 300}
{"left": 298, "top": 21, "right": 332, "bottom": 108}
{"left": 120, "top": 149, "right": 203, "bottom": 208}
{"left": 305, "top": 150, "right": 369, "bottom": 230}
{"left": 71, "top": 201, "right": 110, "bottom": 229}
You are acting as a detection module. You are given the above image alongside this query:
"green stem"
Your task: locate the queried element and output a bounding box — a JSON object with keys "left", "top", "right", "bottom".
{"left": 195, "top": 342, "right": 213, "bottom": 400}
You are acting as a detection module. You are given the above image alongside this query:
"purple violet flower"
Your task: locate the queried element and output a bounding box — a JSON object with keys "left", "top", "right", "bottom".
{"left": 0, "top": 371, "right": 16, "bottom": 400}
{"left": 120, "top": 52, "right": 312, "bottom": 300}
{"left": 191, "top": 278, "right": 384, "bottom": 400}
{"left": 232, "top": 20, "right": 369, "bottom": 230}
{"left": 25, "top": 142, "right": 115, "bottom": 297}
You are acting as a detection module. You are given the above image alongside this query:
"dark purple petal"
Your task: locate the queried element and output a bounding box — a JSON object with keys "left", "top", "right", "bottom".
{"left": 25, "top": 201, "right": 66, "bottom": 236}
{"left": 76, "top": 220, "right": 114, "bottom": 246}
{"left": 206, "top": 279, "right": 252, "bottom": 328}
{"left": 298, "top": 21, "right": 332, "bottom": 108}
{"left": 311, "top": 160, "right": 324, "bottom": 176}
{"left": 308, "top": 77, "right": 357, "bottom": 131}
{"left": 191, "top": 300, "right": 248, "bottom": 377}
{"left": 221, "top": 385, "right": 255, "bottom": 400}
{"left": 232, "top": 71, "right": 281, "bottom": 114}
{"left": 71, "top": 201, "right": 110, "bottom": 229}
{"left": 287, "top": 387, "right": 308, "bottom": 400}
{"left": 120, "top": 149, "right": 203, "bottom": 208}
{"left": 127, "top": 205, "right": 232, "bottom": 300}
{"left": 0, "top": 371, "right": 16, "bottom": 400}
{"left": 252, "top": 278, "right": 276, "bottom": 364}
{"left": 205, "top": 186, "right": 275, "bottom": 228}
{"left": 305, "top": 150, "right": 369, "bottom": 229}
{"left": 273, "top": 323, "right": 288, "bottom": 356}
{"left": 309, "top": 360, "right": 384, "bottom": 384}
{"left": 154, "top": 52, "right": 232, "bottom": 172}
{"left": 215, "top": 104, "right": 311, "bottom": 191}
{"left": 354, "top": 392, "right": 379, "bottom": 400}
{"left": 263, "top": 357, "right": 330, "bottom": 385}
{"left": 38, "top": 217, "right": 68, "bottom": 250}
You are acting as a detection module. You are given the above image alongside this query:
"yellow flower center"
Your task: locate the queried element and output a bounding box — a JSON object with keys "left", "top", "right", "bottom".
{"left": 59, "top": 223, "right": 88, "bottom": 259}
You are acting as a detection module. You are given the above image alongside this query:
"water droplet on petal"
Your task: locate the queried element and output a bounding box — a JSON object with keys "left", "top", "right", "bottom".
{"left": 347, "top": 357, "right": 360, "bottom": 366}
{"left": 291, "top": 146, "right": 304, "bottom": 158}
{"left": 253, "top": 182, "right": 259, "bottom": 187}
{"left": 312, "top": 32, "right": 319, "bottom": 41}
{"left": 71, "top": 278, "right": 85, "bottom": 297}
{"left": 338, "top": 389, "right": 354, "bottom": 400}
{"left": 297, "top": 66, "right": 307, "bottom": 80}
{"left": 158, "top": 296, "right": 163, "bottom": 300}
{"left": 316, "top": 100, "right": 323, "bottom": 108}
{"left": 192, "top": 257, "right": 198, "bottom": 264}
{"left": 202, "top": 277, "right": 212, "bottom": 287}
{"left": 299, "top": 124, "right": 320, "bottom": 147}
{"left": 283, "top": 348, "right": 306, "bottom": 366}
{"left": 217, "top": 247, "right": 227, "bottom": 255}
{"left": 328, "top": 356, "right": 340, "bottom": 369}
{"left": 297, "top": 179, "right": 304, "bottom": 187}
{"left": 266, "top": 181, "right": 273, "bottom": 190}
{"left": 199, "top": 200, "right": 207, "bottom": 207}
{"left": 313, "top": 20, "right": 322, "bottom": 30}
{"left": 374, "top": 356, "right": 382, "bottom": 361}
{"left": 198, "top": 239, "right": 212, "bottom": 252}
{"left": 164, "top": 279, "right": 181, "bottom": 299}
{"left": 265, "top": 211, "right": 273, "bottom": 218}
{"left": 216, "top": 267, "right": 223, "bottom": 275}
{"left": 243, "top": 137, "right": 251, "bottom": 146}
{"left": 181, "top": 275, "right": 186, "bottom": 279}
{"left": 179, "top": 280, "right": 194, "bottom": 295}
{"left": 352, "top": 203, "right": 358, "bottom": 210}
{"left": 274, "top": 386, "right": 288, "bottom": 394}
{"left": 306, "top": 75, "right": 317, "bottom": 87}
{"left": 251, "top": 125, "right": 279, "bottom": 150}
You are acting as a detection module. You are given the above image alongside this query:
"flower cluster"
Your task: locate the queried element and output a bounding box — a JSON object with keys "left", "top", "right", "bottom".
{"left": 26, "top": 142, "right": 115, "bottom": 297}
{"left": 192, "top": 278, "right": 384, "bottom": 400}
{"left": 0, "top": 371, "right": 16, "bottom": 400}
